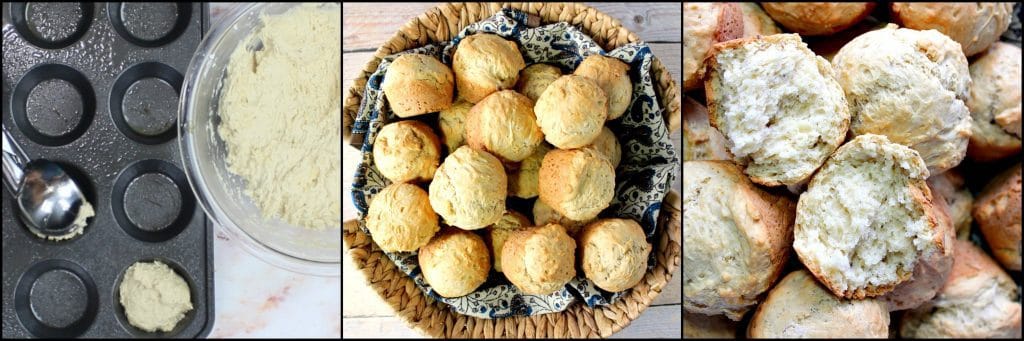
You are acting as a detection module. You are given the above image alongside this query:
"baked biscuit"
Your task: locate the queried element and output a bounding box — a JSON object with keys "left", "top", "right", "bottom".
{"left": 705, "top": 34, "right": 850, "bottom": 187}
{"left": 806, "top": 16, "right": 887, "bottom": 62}
{"left": 534, "top": 75, "right": 608, "bottom": 149}
{"left": 532, "top": 198, "right": 591, "bottom": 237}
{"left": 973, "top": 163, "right": 1022, "bottom": 271}
{"left": 418, "top": 227, "right": 491, "bottom": 297}
{"left": 574, "top": 55, "right": 632, "bottom": 120}
{"left": 501, "top": 223, "right": 576, "bottom": 295}
{"left": 365, "top": 183, "right": 439, "bottom": 252}
{"left": 832, "top": 25, "right": 972, "bottom": 174}
{"left": 465, "top": 90, "right": 544, "bottom": 162}
{"left": 966, "top": 42, "right": 1022, "bottom": 161}
{"left": 485, "top": 210, "right": 532, "bottom": 273}
{"left": 878, "top": 192, "right": 955, "bottom": 311}
{"left": 515, "top": 63, "right": 562, "bottom": 102}
{"left": 891, "top": 2, "right": 1014, "bottom": 57}
{"left": 582, "top": 127, "right": 621, "bottom": 168}
{"left": 795, "top": 134, "right": 946, "bottom": 299}
{"left": 428, "top": 146, "right": 507, "bottom": 229}
{"left": 682, "top": 96, "right": 731, "bottom": 161}
{"left": 507, "top": 143, "right": 551, "bottom": 199}
{"left": 452, "top": 33, "right": 525, "bottom": 103}
{"left": 381, "top": 53, "right": 454, "bottom": 117}
{"left": 926, "top": 170, "right": 974, "bottom": 240}
{"left": 683, "top": 3, "right": 743, "bottom": 90}
{"left": 578, "top": 218, "right": 651, "bottom": 292}
{"left": 437, "top": 99, "right": 473, "bottom": 153}
{"left": 900, "top": 240, "right": 1022, "bottom": 338}
{"left": 538, "top": 148, "right": 615, "bottom": 221}
{"left": 372, "top": 120, "right": 441, "bottom": 183}
{"left": 737, "top": 3, "right": 780, "bottom": 38}
{"left": 748, "top": 270, "right": 890, "bottom": 338}
{"left": 684, "top": 160, "right": 795, "bottom": 321}
{"left": 761, "top": 2, "right": 876, "bottom": 36}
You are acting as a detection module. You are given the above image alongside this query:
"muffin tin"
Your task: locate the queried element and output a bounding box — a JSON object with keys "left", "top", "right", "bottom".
{"left": 2, "top": 2, "right": 212, "bottom": 337}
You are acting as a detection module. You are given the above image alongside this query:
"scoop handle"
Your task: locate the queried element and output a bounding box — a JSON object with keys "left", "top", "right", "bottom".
{"left": 2, "top": 125, "right": 29, "bottom": 194}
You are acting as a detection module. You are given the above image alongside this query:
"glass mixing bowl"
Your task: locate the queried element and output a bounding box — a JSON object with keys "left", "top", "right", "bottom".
{"left": 178, "top": 3, "right": 340, "bottom": 276}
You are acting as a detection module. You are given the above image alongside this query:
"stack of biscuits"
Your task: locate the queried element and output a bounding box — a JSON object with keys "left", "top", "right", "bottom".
{"left": 365, "top": 32, "right": 652, "bottom": 298}
{"left": 684, "top": 3, "right": 1021, "bottom": 339}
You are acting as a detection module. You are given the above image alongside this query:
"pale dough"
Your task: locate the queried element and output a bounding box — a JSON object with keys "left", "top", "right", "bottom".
{"left": 119, "top": 260, "right": 193, "bottom": 333}
{"left": 30, "top": 198, "right": 93, "bottom": 241}
{"left": 218, "top": 3, "right": 341, "bottom": 229}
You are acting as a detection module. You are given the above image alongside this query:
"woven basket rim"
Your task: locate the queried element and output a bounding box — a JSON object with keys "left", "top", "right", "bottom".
{"left": 343, "top": 190, "right": 680, "bottom": 338}
{"left": 342, "top": 3, "right": 681, "bottom": 338}
{"left": 342, "top": 2, "right": 681, "bottom": 147}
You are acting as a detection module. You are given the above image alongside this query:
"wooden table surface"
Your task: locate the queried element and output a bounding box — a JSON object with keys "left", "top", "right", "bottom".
{"left": 342, "top": 3, "right": 681, "bottom": 338}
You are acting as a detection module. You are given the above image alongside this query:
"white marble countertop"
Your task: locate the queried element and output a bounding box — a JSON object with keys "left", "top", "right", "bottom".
{"left": 205, "top": 3, "right": 340, "bottom": 338}
{"left": 207, "top": 229, "right": 340, "bottom": 338}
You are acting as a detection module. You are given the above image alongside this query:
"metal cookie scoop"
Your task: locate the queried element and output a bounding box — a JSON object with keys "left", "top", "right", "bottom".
{"left": 2, "top": 125, "right": 93, "bottom": 240}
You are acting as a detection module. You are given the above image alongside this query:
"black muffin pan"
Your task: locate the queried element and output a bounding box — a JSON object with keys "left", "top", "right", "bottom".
{"left": 2, "top": 2, "right": 213, "bottom": 338}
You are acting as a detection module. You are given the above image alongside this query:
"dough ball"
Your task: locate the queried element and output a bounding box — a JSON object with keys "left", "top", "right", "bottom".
{"left": 452, "top": 33, "right": 525, "bottom": 103}
{"left": 534, "top": 75, "right": 608, "bottom": 148}
{"left": 428, "top": 146, "right": 507, "bottom": 229}
{"left": 485, "top": 210, "right": 532, "bottom": 273}
{"left": 507, "top": 143, "right": 551, "bottom": 199}
{"left": 515, "top": 63, "right": 562, "bottom": 102}
{"left": 418, "top": 228, "right": 491, "bottom": 297}
{"left": 538, "top": 148, "right": 615, "bottom": 221}
{"left": 579, "top": 218, "right": 651, "bottom": 292}
{"left": 437, "top": 99, "right": 473, "bottom": 153}
{"left": 582, "top": 126, "right": 621, "bottom": 168}
{"left": 372, "top": 120, "right": 441, "bottom": 183}
{"left": 465, "top": 90, "right": 544, "bottom": 162}
{"left": 574, "top": 55, "right": 632, "bottom": 120}
{"left": 365, "top": 183, "right": 439, "bottom": 252}
{"left": 381, "top": 53, "right": 454, "bottom": 117}
{"left": 501, "top": 223, "right": 576, "bottom": 295}
{"left": 119, "top": 261, "right": 193, "bottom": 333}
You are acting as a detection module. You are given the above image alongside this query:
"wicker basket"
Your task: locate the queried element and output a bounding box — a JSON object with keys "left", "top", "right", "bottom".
{"left": 342, "top": 2, "right": 681, "bottom": 338}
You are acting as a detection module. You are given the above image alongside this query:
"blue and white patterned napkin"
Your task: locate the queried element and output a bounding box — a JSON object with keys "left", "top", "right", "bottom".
{"left": 348, "top": 8, "right": 678, "bottom": 318}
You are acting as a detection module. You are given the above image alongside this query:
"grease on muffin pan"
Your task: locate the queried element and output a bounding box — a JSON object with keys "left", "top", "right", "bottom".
{"left": 109, "top": 61, "right": 183, "bottom": 144}
{"left": 12, "top": 259, "right": 99, "bottom": 338}
{"left": 107, "top": 2, "right": 191, "bottom": 48}
{"left": 2, "top": 2, "right": 212, "bottom": 338}
{"left": 10, "top": 63, "right": 96, "bottom": 146}
{"left": 110, "top": 159, "right": 196, "bottom": 242}
{"left": 9, "top": 2, "right": 94, "bottom": 49}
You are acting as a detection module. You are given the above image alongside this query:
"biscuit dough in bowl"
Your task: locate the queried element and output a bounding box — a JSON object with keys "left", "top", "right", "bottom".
{"left": 217, "top": 3, "right": 341, "bottom": 230}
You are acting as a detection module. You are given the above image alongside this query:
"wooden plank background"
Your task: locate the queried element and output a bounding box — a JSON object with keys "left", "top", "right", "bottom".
{"left": 342, "top": 2, "right": 681, "bottom": 338}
